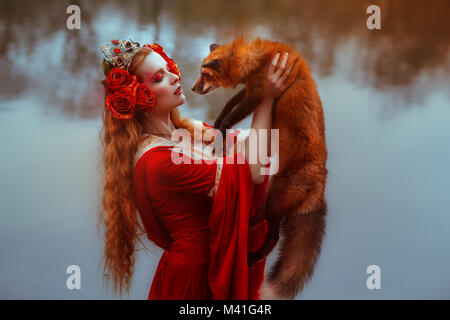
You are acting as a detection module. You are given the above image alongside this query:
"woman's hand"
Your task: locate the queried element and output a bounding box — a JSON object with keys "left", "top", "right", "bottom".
{"left": 263, "top": 52, "right": 293, "bottom": 100}
{"left": 245, "top": 52, "right": 292, "bottom": 184}
{"left": 246, "top": 52, "right": 292, "bottom": 184}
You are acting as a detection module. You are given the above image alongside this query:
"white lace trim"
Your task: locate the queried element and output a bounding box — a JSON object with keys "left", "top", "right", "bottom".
{"left": 133, "top": 134, "right": 177, "bottom": 168}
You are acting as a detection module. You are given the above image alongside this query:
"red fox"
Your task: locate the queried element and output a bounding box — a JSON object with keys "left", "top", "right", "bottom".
{"left": 192, "top": 37, "right": 328, "bottom": 299}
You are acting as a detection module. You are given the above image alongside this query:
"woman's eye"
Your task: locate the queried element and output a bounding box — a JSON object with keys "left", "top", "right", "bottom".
{"left": 153, "top": 72, "right": 163, "bottom": 82}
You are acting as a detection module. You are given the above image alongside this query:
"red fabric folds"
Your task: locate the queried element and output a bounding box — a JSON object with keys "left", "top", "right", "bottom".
{"left": 132, "top": 131, "right": 270, "bottom": 300}
{"left": 208, "top": 152, "right": 269, "bottom": 300}
{"left": 133, "top": 152, "right": 172, "bottom": 250}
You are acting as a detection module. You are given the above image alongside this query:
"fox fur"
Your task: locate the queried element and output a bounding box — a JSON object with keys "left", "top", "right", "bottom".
{"left": 192, "top": 37, "right": 328, "bottom": 300}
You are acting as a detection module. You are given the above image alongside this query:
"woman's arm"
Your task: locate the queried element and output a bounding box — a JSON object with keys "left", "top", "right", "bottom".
{"left": 246, "top": 52, "right": 292, "bottom": 184}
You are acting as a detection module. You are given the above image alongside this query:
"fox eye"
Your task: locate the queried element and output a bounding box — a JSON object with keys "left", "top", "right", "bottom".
{"left": 201, "top": 59, "right": 222, "bottom": 74}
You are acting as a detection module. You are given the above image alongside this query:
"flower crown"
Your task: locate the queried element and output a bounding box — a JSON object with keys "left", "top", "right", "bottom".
{"left": 100, "top": 39, "right": 181, "bottom": 120}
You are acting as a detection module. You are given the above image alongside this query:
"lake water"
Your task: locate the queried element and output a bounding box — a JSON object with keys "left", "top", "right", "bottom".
{"left": 0, "top": 0, "right": 449, "bottom": 299}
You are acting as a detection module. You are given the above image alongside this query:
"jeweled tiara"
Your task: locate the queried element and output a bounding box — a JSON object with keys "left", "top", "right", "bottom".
{"left": 100, "top": 39, "right": 141, "bottom": 71}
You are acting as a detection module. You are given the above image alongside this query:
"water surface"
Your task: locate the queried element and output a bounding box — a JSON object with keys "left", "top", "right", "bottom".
{"left": 0, "top": 0, "right": 449, "bottom": 299}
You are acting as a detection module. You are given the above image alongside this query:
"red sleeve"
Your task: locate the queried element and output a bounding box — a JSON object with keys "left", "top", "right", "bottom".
{"left": 208, "top": 152, "right": 270, "bottom": 300}
{"left": 133, "top": 146, "right": 217, "bottom": 250}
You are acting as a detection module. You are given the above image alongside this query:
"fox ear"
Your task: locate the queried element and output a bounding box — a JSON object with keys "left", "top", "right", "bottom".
{"left": 202, "top": 59, "right": 222, "bottom": 73}
{"left": 210, "top": 43, "right": 220, "bottom": 52}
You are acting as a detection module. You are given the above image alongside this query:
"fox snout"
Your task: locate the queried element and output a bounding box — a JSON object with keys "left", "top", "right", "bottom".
{"left": 191, "top": 77, "right": 205, "bottom": 94}
{"left": 191, "top": 76, "right": 220, "bottom": 94}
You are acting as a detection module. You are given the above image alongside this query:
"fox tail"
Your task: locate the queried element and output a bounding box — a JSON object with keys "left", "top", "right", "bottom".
{"left": 260, "top": 204, "right": 327, "bottom": 299}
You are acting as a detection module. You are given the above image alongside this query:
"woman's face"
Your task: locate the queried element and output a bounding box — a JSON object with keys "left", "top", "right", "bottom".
{"left": 136, "top": 52, "right": 185, "bottom": 113}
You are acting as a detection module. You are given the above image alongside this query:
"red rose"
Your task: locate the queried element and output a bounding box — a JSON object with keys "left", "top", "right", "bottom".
{"left": 105, "top": 88, "right": 136, "bottom": 120}
{"left": 147, "top": 43, "right": 167, "bottom": 61}
{"left": 167, "top": 58, "right": 180, "bottom": 77}
{"left": 106, "top": 68, "right": 137, "bottom": 91}
{"left": 145, "top": 43, "right": 181, "bottom": 78}
{"left": 150, "top": 43, "right": 165, "bottom": 54}
{"left": 134, "top": 83, "right": 156, "bottom": 111}
{"left": 152, "top": 44, "right": 170, "bottom": 64}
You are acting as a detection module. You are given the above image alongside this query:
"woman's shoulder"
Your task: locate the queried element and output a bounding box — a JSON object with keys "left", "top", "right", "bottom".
{"left": 134, "top": 135, "right": 177, "bottom": 169}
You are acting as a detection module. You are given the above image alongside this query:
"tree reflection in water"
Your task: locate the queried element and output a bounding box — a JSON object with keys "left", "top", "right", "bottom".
{"left": 0, "top": 0, "right": 448, "bottom": 119}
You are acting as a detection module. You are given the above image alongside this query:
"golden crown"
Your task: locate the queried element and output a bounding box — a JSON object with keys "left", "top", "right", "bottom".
{"left": 100, "top": 39, "right": 141, "bottom": 72}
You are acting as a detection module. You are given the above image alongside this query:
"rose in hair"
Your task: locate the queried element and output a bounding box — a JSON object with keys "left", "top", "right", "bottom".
{"left": 134, "top": 83, "right": 156, "bottom": 111}
{"left": 106, "top": 68, "right": 137, "bottom": 91}
{"left": 105, "top": 88, "right": 136, "bottom": 120}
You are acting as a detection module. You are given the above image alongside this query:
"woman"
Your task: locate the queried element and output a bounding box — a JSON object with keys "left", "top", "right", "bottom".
{"left": 98, "top": 39, "right": 291, "bottom": 299}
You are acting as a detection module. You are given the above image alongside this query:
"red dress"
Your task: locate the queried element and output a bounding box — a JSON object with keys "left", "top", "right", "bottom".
{"left": 132, "top": 121, "right": 269, "bottom": 300}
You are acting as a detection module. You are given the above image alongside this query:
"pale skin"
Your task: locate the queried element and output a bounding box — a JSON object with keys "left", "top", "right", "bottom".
{"left": 136, "top": 51, "right": 292, "bottom": 184}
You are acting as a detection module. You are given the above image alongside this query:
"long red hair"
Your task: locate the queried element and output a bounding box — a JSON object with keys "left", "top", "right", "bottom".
{"left": 98, "top": 47, "right": 197, "bottom": 297}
